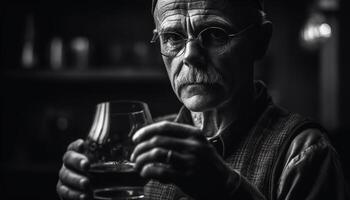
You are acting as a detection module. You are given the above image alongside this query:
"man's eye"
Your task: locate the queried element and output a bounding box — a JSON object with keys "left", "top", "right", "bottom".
{"left": 208, "top": 29, "right": 227, "bottom": 39}
{"left": 201, "top": 28, "right": 228, "bottom": 46}
{"left": 161, "top": 32, "right": 183, "bottom": 45}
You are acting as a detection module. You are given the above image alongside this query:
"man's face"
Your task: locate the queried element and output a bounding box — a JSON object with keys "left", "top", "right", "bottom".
{"left": 154, "top": 0, "right": 259, "bottom": 112}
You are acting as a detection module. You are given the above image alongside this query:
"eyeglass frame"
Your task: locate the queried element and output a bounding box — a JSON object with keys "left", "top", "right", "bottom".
{"left": 150, "top": 23, "right": 259, "bottom": 57}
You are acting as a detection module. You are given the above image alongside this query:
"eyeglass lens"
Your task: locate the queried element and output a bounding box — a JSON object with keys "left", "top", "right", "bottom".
{"left": 157, "top": 27, "right": 233, "bottom": 57}
{"left": 153, "top": 24, "right": 255, "bottom": 57}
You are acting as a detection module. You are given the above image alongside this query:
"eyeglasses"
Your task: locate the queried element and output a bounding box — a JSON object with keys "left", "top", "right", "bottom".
{"left": 150, "top": 24, "right": 257, "bottom": 58}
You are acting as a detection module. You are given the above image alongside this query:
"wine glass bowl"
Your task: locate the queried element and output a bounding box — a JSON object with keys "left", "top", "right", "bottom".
{"left": 84, "top": 100, "right": 152, "bottom": 200}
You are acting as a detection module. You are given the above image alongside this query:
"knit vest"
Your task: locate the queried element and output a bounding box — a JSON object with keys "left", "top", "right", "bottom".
{"left": 144, "top": 105, "right": 321, "bottom": 200}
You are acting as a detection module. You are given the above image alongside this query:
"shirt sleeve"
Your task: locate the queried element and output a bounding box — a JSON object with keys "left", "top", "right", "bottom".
{"left": 276, "top": 129, "right": 349, "bottom": 200}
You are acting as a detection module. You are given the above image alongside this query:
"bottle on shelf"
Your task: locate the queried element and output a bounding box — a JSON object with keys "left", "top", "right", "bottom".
{"left": 49, "top": 37, "right": 64, "bottom": 71}
{"left": 21, "top": 14, "right": 38, "bottom": 69}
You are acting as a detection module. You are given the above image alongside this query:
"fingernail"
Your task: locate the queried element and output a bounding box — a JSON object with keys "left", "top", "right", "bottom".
{"left": 79, "top": 194, "right": 86, "bottom": 200}
{"left": 130, "top": 153, "right": 135, "bottom": 162}
{"left": 80, "top": 178, "right": 88, "bottom": 189}
{"left": 132, "top": 134, "right": 138, "bottom": 142}
{"left": 140, "top": 166, "right": 148, "bottom": 178}
{"left": 80, "top": 159, "right": 88, "bottom": 170}
{"left": 132, "top": 129, "right": 142, "bottom": 142}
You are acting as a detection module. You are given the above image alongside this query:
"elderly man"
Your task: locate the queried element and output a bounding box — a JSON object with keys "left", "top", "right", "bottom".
{"left": 57, "top": 0, "right": 348, "bottom": 199}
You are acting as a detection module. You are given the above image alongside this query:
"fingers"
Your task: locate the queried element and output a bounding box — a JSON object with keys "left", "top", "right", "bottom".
{"left": 59, "top": 165, "right": 90, "bottom": 191}
{"left": 57, "top": 180, "right": 89, "bottom": 200}
{"left": 134, "top": 147, "right": 192, "bottom": 171}
{"left": 132, "top": 121, "right": 201, "bottom": 143}
{"left": 67, "top": 139, "right": 85, "bottom": 153}
{"left": 130, "top": 135, "right": 198, "bottom": 162}
{"left": 140, "top": 163, "right": 181, "bottom": 184}
{"left": 63, "top": 150, "right": 90, "bottom": 173}
{"left": 57, "top": 139, "right": 90, "bottom": 200}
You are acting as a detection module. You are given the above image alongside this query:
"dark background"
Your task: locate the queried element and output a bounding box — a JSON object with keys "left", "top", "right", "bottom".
{"left": 1, "top": 0, "right": 349, "bottom": 199}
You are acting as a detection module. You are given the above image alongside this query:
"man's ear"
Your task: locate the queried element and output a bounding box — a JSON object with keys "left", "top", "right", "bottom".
{"left": 254, "top": 21, "right": 272, "bottom": 60}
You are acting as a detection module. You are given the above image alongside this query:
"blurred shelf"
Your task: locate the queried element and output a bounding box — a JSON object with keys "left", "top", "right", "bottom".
{"left": 1, "top": 67, "right": 168, "bottom": 83}
{"left": 0, "top": 162, "right": 59, "bottom": 173}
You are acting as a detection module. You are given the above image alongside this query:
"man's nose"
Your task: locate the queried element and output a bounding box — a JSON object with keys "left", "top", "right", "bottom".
{"left": 182, "top": 40, "right": 205, "bottom": 68}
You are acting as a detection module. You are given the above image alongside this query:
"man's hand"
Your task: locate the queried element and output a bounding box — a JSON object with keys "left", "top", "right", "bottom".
{"left": 57, "top": 139, "right": 91, "bottom": 200}
{"left": 130, "top": 121, "right": 236, "bottom": 199}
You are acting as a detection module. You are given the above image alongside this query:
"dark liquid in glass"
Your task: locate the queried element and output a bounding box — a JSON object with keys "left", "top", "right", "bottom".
{"left": 89, "top": 162, "right": 147, "bottom": 190}
{"left": 93, "top": 187, "right": 145, "bottom": 200}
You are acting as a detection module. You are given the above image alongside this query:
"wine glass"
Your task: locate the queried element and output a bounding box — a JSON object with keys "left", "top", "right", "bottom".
{"left": 84, "top": 100, "right": 152, "bottom": 200}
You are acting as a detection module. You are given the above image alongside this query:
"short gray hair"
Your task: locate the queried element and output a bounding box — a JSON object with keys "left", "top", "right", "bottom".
{"left": 151, "top": 0, "right": 264, "bottom": 14}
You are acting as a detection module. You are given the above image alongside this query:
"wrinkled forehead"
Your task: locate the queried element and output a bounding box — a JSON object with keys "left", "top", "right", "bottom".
{"left": 153, "top": 0, "right": 261, "bottom": 28}
{"left": 154, "top": 0, "right": 228, "bottom": 22}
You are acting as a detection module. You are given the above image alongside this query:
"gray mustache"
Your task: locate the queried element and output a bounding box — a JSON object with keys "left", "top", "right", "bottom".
{"left": 175, "top": 67, "right": 223, "bottom": 91}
